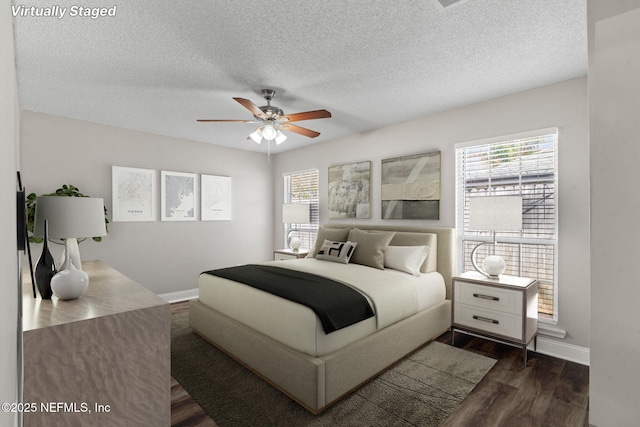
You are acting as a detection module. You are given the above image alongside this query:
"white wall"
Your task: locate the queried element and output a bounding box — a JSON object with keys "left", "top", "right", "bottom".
{"left": 273, "top": 77, "right": 591, "bottom": 352}
{"left": 20, "top": 112, "right": 274, "bottom": 295}
{"left": 0, "top": 0, "right": 20, "bottom": 425}
{"left": 589, "top": 2, "right": 640, "bottom": 425}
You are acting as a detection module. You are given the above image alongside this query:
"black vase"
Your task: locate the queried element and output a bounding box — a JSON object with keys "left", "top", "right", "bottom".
{"left": 34, "top": 220, "right": 56, "bottom": 300}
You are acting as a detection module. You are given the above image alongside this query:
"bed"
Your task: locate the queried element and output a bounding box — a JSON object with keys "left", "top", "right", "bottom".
{"left": 189, "top": 224, "right": 455, "bottom": 413}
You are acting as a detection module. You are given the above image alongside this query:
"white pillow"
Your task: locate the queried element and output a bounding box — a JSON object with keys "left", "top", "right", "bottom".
{"left": 316, "top": 240, "right": 358, "bottom": 264}
{"left": 384, "top": 246, "right": 430, "bottom": 276}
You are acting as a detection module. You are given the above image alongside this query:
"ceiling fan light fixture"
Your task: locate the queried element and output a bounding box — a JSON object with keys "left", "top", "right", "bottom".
{"left": 197, "top": 89, "right": 331, "bottom": 151}
{"left": 249, "top": 127, "right": 263, "bottom": 144}
{"left": 275, "top": 130, "right": 287, "bottom": 145}
{"left": 262, "top": 124, "right": 277, "bottom": 140}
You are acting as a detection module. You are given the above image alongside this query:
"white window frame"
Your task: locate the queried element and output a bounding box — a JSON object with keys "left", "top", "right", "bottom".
{"left": 283, "top": 168, "right": 319, "bottom": 251}
{"left": 455, "top": 128, "right": 559, "bottom": 323}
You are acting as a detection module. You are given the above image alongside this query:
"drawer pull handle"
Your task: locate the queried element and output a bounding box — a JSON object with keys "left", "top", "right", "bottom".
{"left": 473, "top": 293, "right": 500, "bottom": 301}
{"left": 473, "top": 315, "right": 499, "bottom": 325}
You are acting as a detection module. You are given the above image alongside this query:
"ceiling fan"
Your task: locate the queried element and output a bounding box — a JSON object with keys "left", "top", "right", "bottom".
{"left": 197, "top": 89, "right": 331, "bottom": 146}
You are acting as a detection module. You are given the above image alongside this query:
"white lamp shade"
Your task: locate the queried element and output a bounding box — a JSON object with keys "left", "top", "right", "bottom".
{"left": 34, "top": 196, "right": 107, "bottom": 239}
{"left": 282, "top": 204, "right": 310, "bottom": 224}
{"left": 468, "top": 196, "right": 522, "bottom": 231}
{"left": 275, "top": 130, "right": 287, "bottom": 145}
{"left": 249, "top": 127, "right": 263, "bottom": 144}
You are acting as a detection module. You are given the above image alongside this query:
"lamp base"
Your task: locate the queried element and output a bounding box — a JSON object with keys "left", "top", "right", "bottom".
{"left": 51, "top": 268, "right": 89, "bottom": 300}
{"left": 60, "top": 237, "right": 82, "bottom": 270}
{"left": 51, "top": 239, "right": 89, "bottom": 300}
{"left": 471, "top": 242, "right": 506, "bottom": 279}
{"left": 287, "top": 230, "right": 302, "bottom": 252}
{"left": 482, "top": 255, "right": 506, "bottom": 277}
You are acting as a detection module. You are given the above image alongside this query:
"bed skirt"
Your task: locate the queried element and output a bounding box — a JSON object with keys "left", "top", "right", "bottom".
{"left": 189, "top": 298, "right": 451, "bottom": 413}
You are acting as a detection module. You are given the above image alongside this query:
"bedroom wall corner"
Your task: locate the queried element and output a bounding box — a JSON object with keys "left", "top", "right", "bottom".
{"left": 0, "top": 0, "right": 20, "bottom": 425}
{"left": 588, "top": 1, "right": 640, "bottom": 425}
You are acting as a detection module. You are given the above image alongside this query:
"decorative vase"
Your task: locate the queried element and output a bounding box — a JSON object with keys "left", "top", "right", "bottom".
{"left": 34, "top": 220, "right": 56, "bottom": 300}
{"left": 51, "top": 242, "right": 89, "bottom": 300}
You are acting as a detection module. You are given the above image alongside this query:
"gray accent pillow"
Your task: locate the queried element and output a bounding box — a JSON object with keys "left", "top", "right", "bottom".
{"left": 308, "top": 227, "right": 351, "bottom": 258}
{"left": 316, "top": 240, "right": 357, "bottom": 264}
{"left": 347, "top": 228, "right": 396, "bottom": 270}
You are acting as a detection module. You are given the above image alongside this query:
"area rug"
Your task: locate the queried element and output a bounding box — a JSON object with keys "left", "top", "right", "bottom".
{"left": 171, "top": 312, "right": 496, "bottom": 427}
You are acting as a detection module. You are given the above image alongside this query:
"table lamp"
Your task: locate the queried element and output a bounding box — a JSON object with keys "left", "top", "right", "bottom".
{"left": 468, "top": 195, "right": 522, "bottom": 278}
{"left": 282, "top": 204, "right": 310, "bottom": 251}
{"left": 34, "top": 196, "right": 107, "bottom": 299}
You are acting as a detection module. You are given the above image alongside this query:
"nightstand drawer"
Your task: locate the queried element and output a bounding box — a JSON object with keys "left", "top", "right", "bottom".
{"left": 454, "top": 281, "right": 522, "bottom": 315}
{"left": 454, "top": 303, "right": 523, "bottom": 340}
{"left": 274, "top": 252, "right": 297, "bottom": 260}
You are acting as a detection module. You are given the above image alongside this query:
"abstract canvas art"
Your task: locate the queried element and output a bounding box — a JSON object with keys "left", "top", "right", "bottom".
{"left": 328, "top": 161, "right": 371, "bottom": 218}
{"left": 112, "top": 166, "right": 157, "bottom": 222}
{"left": 161, "top": 171, "right": 197, "bottom": 221}
{"left": 381, "top": 151, "right": 441, "bottom": 220}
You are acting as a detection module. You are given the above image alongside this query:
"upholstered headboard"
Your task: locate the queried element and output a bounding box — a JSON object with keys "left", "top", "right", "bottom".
{"left": 317, "top": 224, "right": 455, "bottom": 299}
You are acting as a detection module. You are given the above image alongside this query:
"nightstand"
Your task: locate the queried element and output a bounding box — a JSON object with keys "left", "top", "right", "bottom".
{"left": 274, "top": 249, "right": 309, "bottom": 260}
{"left": 452, "top": 271, "right": 538, "bottom": 367}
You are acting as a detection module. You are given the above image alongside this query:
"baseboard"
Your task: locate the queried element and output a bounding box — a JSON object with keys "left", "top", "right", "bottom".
{"left": 532, "top": 336, "right": 590, "bottom": 366}
{"left": 159, "top": 288, "right": 198, "bottom": 303}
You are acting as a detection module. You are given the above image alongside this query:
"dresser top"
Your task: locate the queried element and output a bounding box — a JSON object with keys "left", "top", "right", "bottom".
{"left": 23, "top": 260, "right": 168, "bottom": 331}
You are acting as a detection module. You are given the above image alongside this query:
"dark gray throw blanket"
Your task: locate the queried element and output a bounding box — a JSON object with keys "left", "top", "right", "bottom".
{"left": 202, "top": 264, "right": 374, "bottom": 334}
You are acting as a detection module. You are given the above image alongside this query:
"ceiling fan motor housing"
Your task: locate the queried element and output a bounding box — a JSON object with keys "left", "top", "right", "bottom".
{"left": 257, "top": 89, "right": 283, "bottom": 120}
{"left": 257, "top": 105, "right": 283, "bottom": 120}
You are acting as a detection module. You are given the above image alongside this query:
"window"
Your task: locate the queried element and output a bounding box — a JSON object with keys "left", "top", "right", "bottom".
{"left": 455, "top": 128, "right": 558, "bottom": 322}
{"left": 283, "top": 169, "right": 319, "bottom": 251}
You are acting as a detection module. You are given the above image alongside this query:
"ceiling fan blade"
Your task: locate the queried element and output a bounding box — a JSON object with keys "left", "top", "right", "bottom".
{"left": 197, "top": 119, "right": 259, "bottom": 123}
{"left": 279, "top": 109, "right": 332, "bottom": 122}
{"left": 279, "top": 123, "right": 321, "bottom": 138}
{"left": 233, "top": 97, "right": 267, "bottom": 119}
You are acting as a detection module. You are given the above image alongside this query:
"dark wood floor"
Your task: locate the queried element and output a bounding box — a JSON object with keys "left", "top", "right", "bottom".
{"left": 170, "top": 302, "right": 219, "bottom": 427}
{"left": 170, "top": 301, "right": 589, "bottom": 426}
{"left": 437, "top": 332, "right": 589, "bottom": 427}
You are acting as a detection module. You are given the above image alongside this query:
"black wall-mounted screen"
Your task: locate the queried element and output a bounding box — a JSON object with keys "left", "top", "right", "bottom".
{"left": 17, "top": 190, "right": 26, "bottom": 251}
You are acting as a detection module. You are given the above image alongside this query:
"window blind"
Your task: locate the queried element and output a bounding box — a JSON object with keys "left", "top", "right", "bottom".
{"left": 455, "top": 129, "right": 558, "bottom": 321}
{"left": 283, "top": 169, "right": 319, "bottom": 251}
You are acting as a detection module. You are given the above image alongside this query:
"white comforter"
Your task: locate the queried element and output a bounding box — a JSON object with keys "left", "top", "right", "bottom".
{"left": 198, "top": 258, "right": 445, "bottom": 356}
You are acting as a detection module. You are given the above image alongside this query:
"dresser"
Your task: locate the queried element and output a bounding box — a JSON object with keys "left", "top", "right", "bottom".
{"left": 452, "top": 271, "right": 538, "bottom": 367}
{"left": 22, "top": 260, "right": 170, "bottom": 426}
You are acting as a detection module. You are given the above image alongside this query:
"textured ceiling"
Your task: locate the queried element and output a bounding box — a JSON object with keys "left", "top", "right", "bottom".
{"left": 13, "top": 0, "right": 587, "bottom": 154}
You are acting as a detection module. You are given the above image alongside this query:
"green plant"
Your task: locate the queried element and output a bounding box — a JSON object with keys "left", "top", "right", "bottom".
{"left": 26, "top": 184, "right": 109, "bottom": 244}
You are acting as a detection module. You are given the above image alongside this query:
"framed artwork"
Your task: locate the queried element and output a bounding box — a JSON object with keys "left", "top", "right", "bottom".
{"left": 381, "top": 151, "right": 441, "bottom": 220}
{"left": 161, "top": 170, "right": 198, "bottom": 221}
{"left": 201, "top": 174, "right": 231, "bottom": 221}
{"left": 328, "top": 161, "right": 371, "bottom": 218}
{"left": 112, "top": 166, "right": 157, "bottom": 222}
